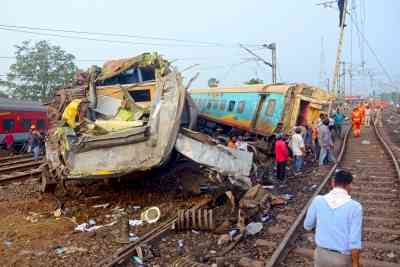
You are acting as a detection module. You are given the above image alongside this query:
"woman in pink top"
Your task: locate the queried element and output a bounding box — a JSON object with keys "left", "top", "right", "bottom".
{"left": 275, "top": 133, "right": 289, "bottom": 181}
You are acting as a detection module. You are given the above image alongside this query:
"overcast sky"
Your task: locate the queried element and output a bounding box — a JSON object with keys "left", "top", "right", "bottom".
{"left": 1, "top": 0, "right": 399, "bottom": 95}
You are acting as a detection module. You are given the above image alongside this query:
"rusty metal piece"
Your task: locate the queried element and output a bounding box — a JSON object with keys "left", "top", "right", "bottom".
{"left": 175, "top": 208, "right": 215, "bottom": 232}
{"left": 112, "top": 211, "right": 130, "bottom": 244}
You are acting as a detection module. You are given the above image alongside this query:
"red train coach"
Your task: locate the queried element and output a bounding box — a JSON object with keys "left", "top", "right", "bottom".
{"left": 0, "top": 97, "right": 48, "bottom": 144}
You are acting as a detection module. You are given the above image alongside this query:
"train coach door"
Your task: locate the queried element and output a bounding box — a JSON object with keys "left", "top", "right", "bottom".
{"left": 253, "top": 94, "right": 284, "bottom": 134}
{"left": 250, "top": 94, "right": 267, "bottom": 129}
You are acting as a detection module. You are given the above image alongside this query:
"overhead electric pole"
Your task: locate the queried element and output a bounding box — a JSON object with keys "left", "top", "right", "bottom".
{"left": 331, "top": 0, "right": 349, "bottom": 99}
{"left": 240, "top": 43, "right": 277, "bottom": 84}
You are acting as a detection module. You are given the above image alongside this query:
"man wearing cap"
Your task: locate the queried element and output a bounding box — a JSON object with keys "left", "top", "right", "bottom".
{"left": 304, "top": 170, "right": 362, "bottom": 267}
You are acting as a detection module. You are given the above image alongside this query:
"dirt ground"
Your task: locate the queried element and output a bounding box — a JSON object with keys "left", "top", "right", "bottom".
{"left": 0, "top": 135, "right": 340, "bottom": 267}
{"left": 0, "top": 162, "right": 209, "bottom": 267}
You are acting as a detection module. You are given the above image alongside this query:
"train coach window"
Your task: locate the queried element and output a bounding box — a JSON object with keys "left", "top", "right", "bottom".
{"left": 212, "top": 100, "right": 219, "bottom": 110}
{"left": 265, "top": 99, "right": 276, "bottom": 116}
{"left": 220, "top": 100, "right": 226, "bottom": 111}
{"left": 228, "top": 100, "right": 236, "bottom": 112}
{"left": 3, "top": 119, "right": 15, "bottom": 131}
{"left": 128, "top": 89, "right": 151, "bottom": 102}
{"left": 237, "top": 101, "right": 246, "bottom": 113}
{"left": 37, "top": 119, "right": 45, "bottom": 129}
{"left": 21, "top": 119, "right": 32, "bottom": 130}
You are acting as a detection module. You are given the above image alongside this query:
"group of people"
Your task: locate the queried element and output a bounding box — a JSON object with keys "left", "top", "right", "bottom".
{"left": 273, "top": 109, "right": 345, "bottom": 181}
{"left": 1, "top": 125, "right": 43, "bottom": 160}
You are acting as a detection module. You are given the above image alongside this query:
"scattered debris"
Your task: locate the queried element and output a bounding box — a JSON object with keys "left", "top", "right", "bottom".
{"left": 176, "top": 208, "right": 215, "bottom": 231}
{"left": 281, "top": 193, "right": 294, "bottom": 201}
{"left": 191, "top": 230, "right": 200, "bottom": 235}
{"left": 141, "top": 207, "right": 161, "bottom": 224}
{"left": 55, "top": 245, "right": 88, "bottom": 255}
{"left": 129, "top": 233, "right": 140, "bottom": 242}
{"left": 129, "top": 219, "right": 144, "bottom": 226}
{"left": 92, "top": 203, "right": 110, "bottom": 209}
{"left": 3, "top": 240, "right": 12, "bottom": 248}
{"left": 255, "top": 239, "right": 276, "bottom": 247}
{"left": 238, "top": 257, "right": 264, "bottom": 267}
{"left": 54, "top": 245, "right": 65, "bottom": 255}
{"left": 176, "top": 240, "right": 184, "bottom": 256}
{"left": 263, "top": 185, "right": 275, "bottom": 190}
{"left": 53, "top": 208, "right": 62, "bottom": 217}
{"left": 387, "top": 252, "right": 396, "bottom": 259}
{"left": 361, "top": 140, "right": 371, "bottom": 145}
{"left": 245, "top": 222, "right": 263, "bottom": 235}
{"left": 217, "top": 234, "right": 232, "bottom": 246}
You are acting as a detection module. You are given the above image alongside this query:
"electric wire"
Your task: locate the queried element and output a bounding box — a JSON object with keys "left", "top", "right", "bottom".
{"left": 0, "top": 24, "right": 263, "bottom": 48}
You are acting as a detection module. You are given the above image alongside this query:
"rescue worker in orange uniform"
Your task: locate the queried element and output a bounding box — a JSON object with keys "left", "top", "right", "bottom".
{"left": 351, "top": 107, "right": 362, "bottom": 137}
{"left": 359, "top": 103, "right": 366, "bottom": 125}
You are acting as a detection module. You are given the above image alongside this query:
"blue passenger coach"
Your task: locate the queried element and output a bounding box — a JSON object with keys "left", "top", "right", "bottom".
{"left": 190, "top": 83, "right": 332, "bottom": 135}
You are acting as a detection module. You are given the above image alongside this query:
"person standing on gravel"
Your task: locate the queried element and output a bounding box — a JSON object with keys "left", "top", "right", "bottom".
{"left": 304, "top": 170, "right": 362, "bottom": 267}
{"left": 289, "top": 127, "right": 305, "bottom": 175}
{"left": 318, "top": 119, "right": 336, "bottom": 166}
{"left": 275, "top": 133, "right": 289, "bottom": 181}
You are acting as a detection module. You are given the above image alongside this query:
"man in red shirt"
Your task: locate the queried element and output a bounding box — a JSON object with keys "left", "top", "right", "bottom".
{"left": 275, "top": 133, "right": 289, "bottom": 181}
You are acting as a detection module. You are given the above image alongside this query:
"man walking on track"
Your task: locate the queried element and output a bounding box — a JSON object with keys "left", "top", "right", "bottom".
{"left": 304, "top": 170, "right": 362, "bottom": 267}
{"left": 318, "top": 119, "right": 335, "bottom": 166}
{"left": 351, "top": 107, "right": 362, "bottom": 137}
{"left": 364, "top": 105, "right": 372, "bottom": 127}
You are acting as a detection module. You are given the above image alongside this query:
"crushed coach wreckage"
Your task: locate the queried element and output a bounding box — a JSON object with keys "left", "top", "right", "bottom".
{"left": 41, "top": 53, "right": 253, "bottom": 192}
{"left": 42, "top": 53, "right": 193, "bottom": 191}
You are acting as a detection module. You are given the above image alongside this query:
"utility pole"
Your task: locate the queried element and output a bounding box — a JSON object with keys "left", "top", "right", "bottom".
{"left": 319, "top": 36, "right": 327, "bottom": 88}
{"left": 331, "top": 0, "right": 349, "bottom": 99}
{"left": 240, "top": 43, "right": 277, "bottom": 84}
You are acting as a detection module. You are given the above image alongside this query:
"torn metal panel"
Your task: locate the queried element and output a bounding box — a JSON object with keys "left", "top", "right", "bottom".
{"left": 175, "top": 131, "right": 253, "bottom": 185}
{"left": 93, "top": 95, "right": 122, "bottom": 117}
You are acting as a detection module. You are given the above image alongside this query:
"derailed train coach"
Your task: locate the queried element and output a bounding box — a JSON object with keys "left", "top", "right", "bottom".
{"left": 190, "top": 83, "right": 333, "bottom": 136}
{"left": 41, "top": 53, "right": 198, "bottom": 192}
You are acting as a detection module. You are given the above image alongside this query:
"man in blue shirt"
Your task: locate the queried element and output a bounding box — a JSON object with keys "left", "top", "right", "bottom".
{"left": 304, "top": 170, "right": 362, "bottom": 267}
{"left": 332, "top": 108, "right": 346, "bottom": 138}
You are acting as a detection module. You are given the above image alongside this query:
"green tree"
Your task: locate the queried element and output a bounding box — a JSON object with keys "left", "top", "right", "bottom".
{"left": 5, "top": 40, "right": 77, "bottom": 102}
{"left": 245, "top": 78, "right": 264, "bottom": 85}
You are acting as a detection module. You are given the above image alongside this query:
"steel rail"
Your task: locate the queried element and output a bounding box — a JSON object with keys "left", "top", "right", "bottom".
{"left": 373, "top": 122, "right": 400, "bottom": 182}
{"left": 265, "top": 125, "right": 351, "bottom": 267}
{"left": 97, "top": 197, "right": 212, "bottom": 267}
{"left": 267, "top": 117, "right": 400, "bottom": 267}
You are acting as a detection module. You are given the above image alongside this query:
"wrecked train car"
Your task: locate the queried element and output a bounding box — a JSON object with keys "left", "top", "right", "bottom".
{"left": 42, "top": 53, "right": 195, "bottom": 192}
{"left": 190, "top": 83, "right": 333, "bottom": 135}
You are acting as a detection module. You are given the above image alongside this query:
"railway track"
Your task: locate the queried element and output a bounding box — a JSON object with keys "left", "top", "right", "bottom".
{"left": 265, "top": 122, "right": 400, "bottom": 266}
{"left": 97, "top": 196, "right": 213, "bottom": 267}
{"left": 0, "top": 154, "right": 43, "bottom": 183}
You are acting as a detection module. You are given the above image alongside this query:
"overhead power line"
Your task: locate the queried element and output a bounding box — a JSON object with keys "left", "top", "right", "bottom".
{"left": 0, "top": 24, "right": 262, "bottom": 48}
{"left": 348, "top": 13, "right": 395, "bottom": 87}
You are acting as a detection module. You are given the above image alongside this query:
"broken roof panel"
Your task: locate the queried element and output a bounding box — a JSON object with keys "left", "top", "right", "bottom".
{"left": 97, "top": 52, "right": 169, "bottom": 82}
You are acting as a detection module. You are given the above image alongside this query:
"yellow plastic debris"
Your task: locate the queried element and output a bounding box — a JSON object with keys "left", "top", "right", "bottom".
{"left": 95, "top": 169, "right": 113, "bottom": 175}
{"left": 115, "top": 108, "right": 134, "bottom": 121}
{"left": 62, "top": 99, "right": 82, "bottom": 128}
{"left": 94, "top": 119, "right": 143, "bottom": 132}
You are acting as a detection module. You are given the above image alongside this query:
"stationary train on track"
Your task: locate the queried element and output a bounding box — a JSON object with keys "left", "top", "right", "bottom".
{"left": 190, "top": 83, "right": 333, "bottom": 136}
{"left": 0, "top": 97, "right": 48, "bottom": 145}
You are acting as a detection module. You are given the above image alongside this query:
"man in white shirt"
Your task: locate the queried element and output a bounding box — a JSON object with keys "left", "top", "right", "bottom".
{"left": 290, "top": 127, "right": 305, "bottom": 174}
